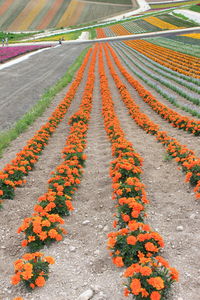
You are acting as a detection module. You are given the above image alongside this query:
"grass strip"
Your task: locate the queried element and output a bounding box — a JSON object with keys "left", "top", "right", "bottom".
{"left": 0, "top": 46, "right": 91, "bottom": 157}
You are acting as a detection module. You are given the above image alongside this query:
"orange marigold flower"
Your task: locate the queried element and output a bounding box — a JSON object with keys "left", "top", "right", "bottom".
{"left": 141, "top": 288, "right": 149, "bottom": 297}
{"left": 45, "top": 256, "right": 55, "bottom": 264}
{"left": 13, "top": 297, "right": 24, "bottom": 300}
{"left": 169, "top": 267, "right": 179, "bottom": 281}
{"left": 48, "top": 229, "right": 58, "bottom": 238}
{"left": 130, "top": 278, "right": 141, "bottom": 295}
{"left": 108, "top": 237, "right": 116, "bottom": 248}
{"left": 124, "top": 288, "right": 130, "bottom": 297}
{"left": 65, "top": 200, "right": 74, "bottom": 210}
{"left": 113, "top": 220, "right": 117, "bottom": 228}
{"left": 22, "top": 253, "right": 33, "bottom": 260}
{"left": 147, "top": 277, "right": 164, "bottom": 290}
{"left": 0, "top": 190, "right": 3, "bottom": 196}
{"left": 116, "top": 189, "right": 123, "bottom": 196}
{"left": 145, "top": 242, "right": 158, "bottom": 252}
{"left": 39, "top": 231, "right": 48, "bottom": 241}
{"left": 30, "top": 283, "right": 35, "bottom": 289}
{"left": 185, "top": 172, "right": 193, "bottom": 182}
{"left": 21, "top": 240, "right": 28, "bottom": 247}
{"left": 28, "top": 236, "right": 36, "bottom": 242}
{"left": 155, "top": 256, "right": 170, "bottom": 268}
{"left": 55, "top": 234, "right": 63, "bottom": 241}
{"left": 21, "top": 270, "right": 33, "bottom": 280}
{"left": 140, "top": 266, "right": 152, "bottom": 276}
{"left": 150, "top": 291, "right": 161, "bottom": 300}
{"left": 113, "top": 256, "right": 124, "bottom": 267}
{"left": 127, "top": 235, "right": 137, "bottom": 245}
{"left": 122, "top": 214, "right": 130, "bottom": 222}
{"left": 11, "top": 273, "right": 21, "bottom": 285}
{"left": 42, "top": 220, "right": 51, "bottom": 227}
{"left": 124, "top": 265, "right": 137, "bottom": 277}
{"left": 35, "top": 276, "right": 46, "bottom": 287}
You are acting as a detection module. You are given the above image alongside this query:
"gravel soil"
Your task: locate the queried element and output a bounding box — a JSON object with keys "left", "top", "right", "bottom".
{"left": 0, "top": 43, "right": 200, "bottom": 300}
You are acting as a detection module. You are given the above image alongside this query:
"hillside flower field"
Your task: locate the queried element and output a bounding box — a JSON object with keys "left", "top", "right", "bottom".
{"left": 0, "top": 1, "right": 200, "bottom": 298}
{"left": 0, "top": 45, "right": 51, "bottom": 63}
{"left": 0, "top": 32, "right": 200, "bottom": 299}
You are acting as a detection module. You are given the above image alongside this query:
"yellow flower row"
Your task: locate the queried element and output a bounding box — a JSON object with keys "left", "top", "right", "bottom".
{"left": 144, "top": 16, "right": 181, "bottom": 30}
{"left": 182, "top": 33, "right": 200, "bottom": 39}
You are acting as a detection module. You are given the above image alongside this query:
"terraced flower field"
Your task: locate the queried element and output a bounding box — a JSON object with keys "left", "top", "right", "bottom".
{"left": 0, "top": 28, "right": 200, "bottom": 300}
{"left": 0, "top": 0, "right": 135, "bottom": 31}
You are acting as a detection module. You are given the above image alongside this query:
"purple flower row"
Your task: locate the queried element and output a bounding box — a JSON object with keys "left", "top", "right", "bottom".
{"left": 0, "top": 45, "right": 51, "bottom": 63}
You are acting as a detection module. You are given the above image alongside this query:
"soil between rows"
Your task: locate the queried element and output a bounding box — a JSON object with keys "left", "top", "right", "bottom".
{"left": 0, "top": 43, "right": 200, "bottom": 300}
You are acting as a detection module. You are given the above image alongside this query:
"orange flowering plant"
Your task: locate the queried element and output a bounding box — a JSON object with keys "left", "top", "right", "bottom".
{"left": 0, "top": 171, "right": 15, "bottom": 199}
{"left": 11, "top": 252, "right": 55, "bottom": 290}
{"left": 0, "top": 49, "right": 92, "bottom": 204}
{"left": 17, "top": 212, "right": 65, "bottom": 252}
{"left": 108, "top": 223, "right": 164, "bottom": 267}
{"left": 124, "top": 255, "right": 179, "bottom": 300}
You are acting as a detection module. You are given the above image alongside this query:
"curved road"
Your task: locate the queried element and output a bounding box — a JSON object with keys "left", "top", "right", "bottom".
{"left": 0, "top": 43, "right": 90, "bottom": 131}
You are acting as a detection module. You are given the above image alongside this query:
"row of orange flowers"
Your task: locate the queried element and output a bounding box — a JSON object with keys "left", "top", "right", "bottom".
{"left": 106, "top": 26, "right": 200, "bottom": 79}
{"left": 98, "top": 44, "right": 178, "bottom": 300}
{"left": 0, "top": 49, "right": 92, "bottom": 205}
{"left": 111, "top": 45, "right": 200, "bottom": 136}
{"left": 11, "top": 45, "right": 97, "bottom": 292}
{"left": 124, "top": 40, "right": 200, "bottom": 80}
{"left": 103, "top": 43, "right": 200, "bottom": 199}
{"left": 96, "top": 27, "right": 200, "bottom": 79}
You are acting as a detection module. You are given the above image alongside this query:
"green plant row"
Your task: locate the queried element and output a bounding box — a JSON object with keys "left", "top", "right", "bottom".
{"left": 147, "top": 37, "right": 200, "bottom": 58}
{"left": 120, "top": 41, "right": 200, "bottom": 87}
{"left": 0, "top": 46, "right": 90, "bottom": 157}
{"left": 113, "top": 44, "right": 200, "bottom": 119}
{"left": 119, "top": 43, "right": 200, "bottom": 101}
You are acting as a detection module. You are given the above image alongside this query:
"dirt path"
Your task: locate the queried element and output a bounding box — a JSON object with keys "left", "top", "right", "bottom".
{"left": 0, "top": 43, "right": 90, "bottom": 131}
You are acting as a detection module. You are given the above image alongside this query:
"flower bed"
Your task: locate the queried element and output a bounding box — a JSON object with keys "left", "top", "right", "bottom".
{"left": 11, "top": 44, "right": 97, "bottom": 291}
{"left": 125, "top": 40, "right": 200, "bottom": 79}
{"left": 103, "top": 43, "right": 200, "bottom": 199}
{"left": 98, "top": 44, "right": 178, "bottom": 299}
{"left": 0, "top": 49, "right": 92, "bottom": 205}
{"left": 0, "top": 45, "right": 52, "bottom": 63}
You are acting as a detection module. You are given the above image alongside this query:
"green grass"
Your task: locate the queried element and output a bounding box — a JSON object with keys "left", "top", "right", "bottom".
{"left": 0, "top": 46, "right": 91, "bottom": 157}
{"left": 150, "top": 0, "right": 200, "bottom": 9}
{"left": 0, "top": 31, "right": 40, "bottom": 41}
{"left": 189, "top": 4, "right": 200, "bottom": 12}
{"left": 33, "top": 31, "right": 80, "bottom": 42}
{"left": 172, "top": 12, "right": 199, "bottom": 25}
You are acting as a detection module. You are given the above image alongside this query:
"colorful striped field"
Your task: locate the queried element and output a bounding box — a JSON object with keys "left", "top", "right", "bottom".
{"left": 0, "top": 0, "right": 134, "bottom": 31}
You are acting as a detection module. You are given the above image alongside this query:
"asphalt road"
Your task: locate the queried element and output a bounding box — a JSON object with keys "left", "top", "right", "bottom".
{"left": 0, "top": 43, "right": 90, "bottom": 132}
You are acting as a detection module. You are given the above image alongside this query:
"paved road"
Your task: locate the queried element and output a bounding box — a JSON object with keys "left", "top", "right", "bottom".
{"left": 0, "top": 43, "right": 90, "bottom": 131}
